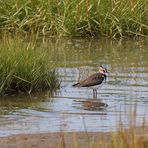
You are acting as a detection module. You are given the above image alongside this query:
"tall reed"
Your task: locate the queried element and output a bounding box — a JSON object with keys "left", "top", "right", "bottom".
{"left": 0, "top": 0, "right": 148, "bottom": 38}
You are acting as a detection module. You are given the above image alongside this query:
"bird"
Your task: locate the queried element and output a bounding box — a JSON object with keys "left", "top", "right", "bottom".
{"left": 73, "top": 66, "right": 108, "bottom": 99}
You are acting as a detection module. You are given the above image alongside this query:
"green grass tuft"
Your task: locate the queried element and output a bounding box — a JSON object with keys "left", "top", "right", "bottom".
{"left": 0, "top": 38, "right": 60, "bottom": 96}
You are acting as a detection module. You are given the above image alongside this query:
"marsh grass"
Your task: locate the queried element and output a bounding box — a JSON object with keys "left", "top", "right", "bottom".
{"left": 0, "top": 38, "right": 60, "bottom": 96}
{"left": 0, "top": 0, "right": 148, "bottom": 38}
{"left": 56, "top": 125, "right": 148, "bottom": 148}
{"left": 56, "top": 127, "right": 148, "bottom": 148}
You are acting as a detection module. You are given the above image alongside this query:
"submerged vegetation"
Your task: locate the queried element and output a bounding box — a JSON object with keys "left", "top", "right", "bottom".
{"left": 0, "top": 38, "right": 60, "bottom": 96}
{"left": 0, "top": 0, "right": 148, "bottom": 38}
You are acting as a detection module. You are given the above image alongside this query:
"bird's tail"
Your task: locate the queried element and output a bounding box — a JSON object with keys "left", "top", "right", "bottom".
{"left": 72, "top": 83, "right": 80, "bottom": 87}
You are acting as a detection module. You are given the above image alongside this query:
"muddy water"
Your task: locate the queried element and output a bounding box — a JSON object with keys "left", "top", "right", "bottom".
{"left": 0, "top": 38, "right": 148, "bottom": 137}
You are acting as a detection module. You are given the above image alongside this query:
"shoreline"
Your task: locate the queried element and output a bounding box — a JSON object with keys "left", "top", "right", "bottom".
{"left": 0, "top": 126, "right": 148, "bottom": 148}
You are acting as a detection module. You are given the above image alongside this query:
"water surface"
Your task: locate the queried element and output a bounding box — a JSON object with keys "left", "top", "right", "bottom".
{"left": 0, "top": 38, "right": 148, "bottom": 137}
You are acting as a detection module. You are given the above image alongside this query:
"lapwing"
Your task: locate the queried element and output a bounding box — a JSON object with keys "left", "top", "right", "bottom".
{"left": 73, "top": 66, "right": 108, "bottom": 99}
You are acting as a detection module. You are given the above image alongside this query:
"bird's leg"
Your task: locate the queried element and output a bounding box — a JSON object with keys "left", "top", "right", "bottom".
{"left": 95, "top": 89, "right": 97, "bottom": 99}
{"left": 93, "top": 89, "right": 97, "bottom": 99}
{"left": 93, "top": 89, "right": 95, "bottom": 99}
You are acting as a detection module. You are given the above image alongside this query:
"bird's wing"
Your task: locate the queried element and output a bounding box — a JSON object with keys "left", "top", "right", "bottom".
{"left": 78, "top": 73, "right": 105, "bottom": 87}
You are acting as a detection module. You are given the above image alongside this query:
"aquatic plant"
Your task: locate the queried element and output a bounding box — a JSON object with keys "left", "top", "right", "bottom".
{"left": 0, "top": 38, "right": 60, "bottom": 96}
{"left": 0, "top": 0, "right": 148, "bottom": 38}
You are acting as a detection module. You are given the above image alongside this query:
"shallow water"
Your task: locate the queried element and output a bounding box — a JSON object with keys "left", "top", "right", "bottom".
{"left": 0, "top": 38, "right": 148, "bottom": 137}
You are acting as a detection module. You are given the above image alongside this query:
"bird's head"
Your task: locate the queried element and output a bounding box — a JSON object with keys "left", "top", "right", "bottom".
{"left": 99, "top": 65, "right": 109, "bottom": 74}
